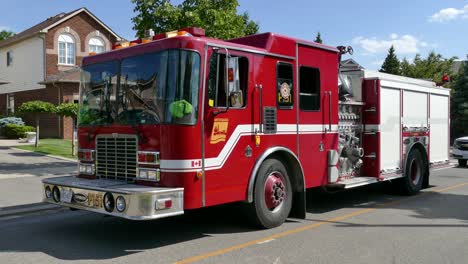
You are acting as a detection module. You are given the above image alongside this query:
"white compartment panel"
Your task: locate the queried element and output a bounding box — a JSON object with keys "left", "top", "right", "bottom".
{"left": 380, "top": 88, "right": 401, "bottom": 170}
{"left": 403, "top": 91, "right": 428, "bottom": 128}
{"left": 430, "top": 95, "right": 449, "bottom": 162}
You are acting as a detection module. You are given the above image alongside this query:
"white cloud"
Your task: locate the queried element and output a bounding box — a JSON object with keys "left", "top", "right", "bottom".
{"left": 0, "top": 26, "right": 11, "bottom": 31}
{"left": 352, "top": 34, "right": 426, "bottom": 54}
{"left": 429, "top": 5, "right": 468, "bottom": 22}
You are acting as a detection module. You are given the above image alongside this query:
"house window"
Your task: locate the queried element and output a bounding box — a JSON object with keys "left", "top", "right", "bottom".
{"left": 299, "top": 66, "right": 321, "bottom": 111}
{"left": 6, "top": 94, "right": 14, "bottom": 115}
{"left": 58, "top": 34, "right": 75, "bottom": 65}
{"left": 6, "top": 51, "right": 12, "bottom": 67}
{"left": 89, "top": 37, "right": 105, "bottom": 54}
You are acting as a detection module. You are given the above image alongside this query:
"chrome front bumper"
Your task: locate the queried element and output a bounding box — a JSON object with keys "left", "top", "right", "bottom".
{"left": 42, "top": 176, "right": 184, "bottom": 220}
{"left": 452, "top": 148, "right": 468, "bottom": 159}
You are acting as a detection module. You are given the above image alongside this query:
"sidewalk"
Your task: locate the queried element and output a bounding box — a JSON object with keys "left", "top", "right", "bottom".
{"left": 0, "top": 141, "right": 77, "bottom": 216}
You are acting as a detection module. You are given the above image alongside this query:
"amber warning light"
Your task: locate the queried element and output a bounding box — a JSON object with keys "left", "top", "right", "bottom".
{"left": 112, "top": 27, "right": 205, "bottom": 50}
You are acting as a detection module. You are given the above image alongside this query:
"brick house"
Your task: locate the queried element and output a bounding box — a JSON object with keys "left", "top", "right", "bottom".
{"left": 0, "top": 7, "right": 122, "bottom": 139}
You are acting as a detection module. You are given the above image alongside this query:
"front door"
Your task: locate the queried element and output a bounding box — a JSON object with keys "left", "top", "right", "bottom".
{"left": 202, "top": 47, "right": 254, "bottom": 206}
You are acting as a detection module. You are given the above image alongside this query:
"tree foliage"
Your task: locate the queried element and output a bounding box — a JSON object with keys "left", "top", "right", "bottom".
{"left": 55, "top": 102, "right": 78, "bottom": 156}
{"left": 0, "top": 30, "right": 14, "bottom": 41}
{"left": 55, "top": 103, "right": 78, "bottom": 118}
{"left": 18, "top": 101, "right": 55, "bottom": 114}
{"left": 380, "top": 46, "right": 400, "bottom": 75}
{"left": 131, "top": 0, "right": 259, "bottom": 39}
{"left": 400, "top": 52, "right": 457, "bottom": 83}
{"left": 451, "top": 61, "right": 468, "bottom": 139}
{"left": 314, "top": 32, "right": 322, "bottom": 44}
{"left": 18, "top": 101, "right": 55, "bottom": 148}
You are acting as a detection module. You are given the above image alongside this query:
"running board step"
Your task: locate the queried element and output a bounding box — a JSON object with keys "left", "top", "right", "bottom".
{"left": 328, "top": 177, "right": 379, "bottom": 189}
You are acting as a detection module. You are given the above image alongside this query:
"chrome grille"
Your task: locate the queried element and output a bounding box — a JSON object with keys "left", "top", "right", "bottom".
{"left": 96, "top": 135, "right": 137, "bottom": 182}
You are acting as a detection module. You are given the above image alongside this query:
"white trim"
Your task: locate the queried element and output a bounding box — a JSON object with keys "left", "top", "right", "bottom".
{"left": 380, "top": 80, "right": 449, "bottom": 96}
{"left": 42, "top": 8, "right": 122, "bottom": 41}
{"left": 160, "top": 124, "right": 338, "bottom": 172}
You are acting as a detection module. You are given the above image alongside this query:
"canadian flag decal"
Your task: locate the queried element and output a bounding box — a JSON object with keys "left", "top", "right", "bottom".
{"left": 191, "top": 160, "right": 201, "bottom": 167}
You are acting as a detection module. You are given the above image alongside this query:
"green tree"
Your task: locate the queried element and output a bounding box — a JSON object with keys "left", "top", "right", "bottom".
{"left": 55, "top": 103, "right": 78, "bottom": 156}
{"left": 18, "top": 101, "right": 55, "bottom": 148}
{"left": 400, "top": 52, "right": 457, "bottom": 84}
{"left": 380, "top": 45, "right": 401, "bottom": 75}
{"left": 131, "top": 0, "right": 259, "bottom": 39}
{"left": 451, "top": 61, "right": 468, "bottom": 139}
{"left": 0, "top": 30, "right": 14, "bottom": 41}
{"left": 314, "top": 32, "right": 322, "bottom": 44}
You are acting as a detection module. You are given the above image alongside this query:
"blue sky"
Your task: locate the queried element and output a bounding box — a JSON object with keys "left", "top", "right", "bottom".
{"left": 0, "top": 0, "right": 466, "bottom": 70}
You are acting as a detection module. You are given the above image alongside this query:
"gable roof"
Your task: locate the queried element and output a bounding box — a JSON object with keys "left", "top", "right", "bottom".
{"left": 0, "top": 7, "right": 122, "bottom": 49}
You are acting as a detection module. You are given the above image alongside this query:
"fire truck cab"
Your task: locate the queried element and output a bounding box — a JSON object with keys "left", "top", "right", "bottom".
{"left": 42, "top": 28, "right": 450, "bottom": 228}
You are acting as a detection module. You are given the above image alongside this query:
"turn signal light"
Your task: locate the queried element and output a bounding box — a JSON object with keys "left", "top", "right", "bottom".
{"left": 78, "top": 149, "right": 95, "bottom": 161}
{"left": 138, "top": 151, "right": 160, "bottom": 165}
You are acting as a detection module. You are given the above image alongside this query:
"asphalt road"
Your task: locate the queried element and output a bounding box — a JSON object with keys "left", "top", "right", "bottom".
{"left": 1, "top": 166, "right": 467, "bottom": 264}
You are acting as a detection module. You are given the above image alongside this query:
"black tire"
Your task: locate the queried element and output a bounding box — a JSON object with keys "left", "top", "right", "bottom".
{"left": 458, "top": 159, "right": 467, "bottom": 167}
{"left": 247, "top": 158, "right": 292, "bottom": 229}
{"left": 400, "top": 149, "right": 424, "bottom": 195}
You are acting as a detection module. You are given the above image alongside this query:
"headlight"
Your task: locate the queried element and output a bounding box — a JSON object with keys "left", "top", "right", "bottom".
{"left": 137, "top": 168, "right": 160, "bottom": 181}
{"left": 45, "top": 186, "right": 52, "bottom": 199}
{"left": 79, "top": 163, "right": 95, "bottom": 175}
{"left": 116, "top": 196, "right": 126, "bottom": 212}
{"left": 103, "top": 192, "right": 115, "bottom": 212}
{"left": 52, "top": 186, "right": 60, "bottom": 202}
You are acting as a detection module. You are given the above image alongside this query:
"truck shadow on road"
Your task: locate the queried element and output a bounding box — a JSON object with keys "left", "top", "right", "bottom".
{"left": 0, "top": 203, "right": 257, "bottom": 260}
{"left": 0, "top": 182, "right": 467, "bottom": 260}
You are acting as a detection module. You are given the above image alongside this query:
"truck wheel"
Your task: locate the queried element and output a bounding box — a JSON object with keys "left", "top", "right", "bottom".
{"left": 400, "top": 149, "right": 424, "bottom": 195}
{"left": 458, "top": 159, "right": 467, "bottom": 167}
{"left": 248, "top": 158, "right": 292, "bottom": 229}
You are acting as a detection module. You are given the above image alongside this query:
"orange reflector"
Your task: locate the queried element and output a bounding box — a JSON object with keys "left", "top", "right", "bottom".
{"left": 228, "top": 68, "right": 234, "bottom": 82}
{"left": 196, "top": 171, "right": 203, "bottom": 180}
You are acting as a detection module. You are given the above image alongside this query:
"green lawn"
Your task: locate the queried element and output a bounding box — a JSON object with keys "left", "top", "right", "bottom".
{"left": 16, "top": 139, "right": 77, "bottom": 160}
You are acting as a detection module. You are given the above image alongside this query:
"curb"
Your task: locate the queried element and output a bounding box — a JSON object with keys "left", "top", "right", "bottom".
{"left": 0, "top": 202, "right": 61, "bottom": 218}
{"left": 11, "top": 147, "right": 78, "bottom": 163}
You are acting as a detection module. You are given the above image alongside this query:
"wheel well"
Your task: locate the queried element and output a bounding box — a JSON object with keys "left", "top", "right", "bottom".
{"left": 269, "top": 152, "right": 305, "bottom": 193}
{"left": 246, "top": 147, "right": 306, "bottom": 218}
{"left": 406, "top": 143, "right": 429, "bottom": 188}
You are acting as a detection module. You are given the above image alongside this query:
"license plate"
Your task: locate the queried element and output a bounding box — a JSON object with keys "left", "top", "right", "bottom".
{"left": 87, "top": 193, "right": 103, "bottom": 208}
{"left": 60, "top": 188, "right": 73, "bottom": 203}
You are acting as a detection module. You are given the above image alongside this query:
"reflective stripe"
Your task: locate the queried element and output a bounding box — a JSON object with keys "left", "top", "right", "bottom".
{"left": 160, "top": 124, "right": 338, "bottom": 172}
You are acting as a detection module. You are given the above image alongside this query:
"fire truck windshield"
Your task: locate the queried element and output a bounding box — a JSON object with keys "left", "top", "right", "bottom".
{"left": 79, "top": 49, "right": 200, "bottom": 126}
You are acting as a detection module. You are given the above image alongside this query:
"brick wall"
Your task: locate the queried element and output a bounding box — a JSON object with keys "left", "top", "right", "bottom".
{"left": 60, "top": 83, "right": 78, "bottom": 140}
{"left": 6, "top": 85, "right": 61, "bottom": 138}
{"left": 45, "top": 12, "right": 118, "bottom": 75}
{"left": 0, "top": 10, "right": 118, "bottom": 139}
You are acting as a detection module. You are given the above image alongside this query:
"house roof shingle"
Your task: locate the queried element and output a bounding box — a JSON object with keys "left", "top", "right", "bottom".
{"left": 0, "top": 7, "right": 122, "bottom": 49}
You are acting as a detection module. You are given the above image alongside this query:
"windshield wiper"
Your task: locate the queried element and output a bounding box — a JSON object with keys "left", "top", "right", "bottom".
{"left": 121, "top": 75, "right": 146, "bottom": 143}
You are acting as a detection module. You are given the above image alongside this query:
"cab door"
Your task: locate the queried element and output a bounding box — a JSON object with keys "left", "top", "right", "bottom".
{"left": 297, "top": 44, "right": 339, "bottom": 188}
{"left": 202, "top": 47, "right": 255, "bottom": 206}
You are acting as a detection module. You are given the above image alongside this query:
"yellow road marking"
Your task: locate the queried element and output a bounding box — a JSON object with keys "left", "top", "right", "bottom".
{"left": 175, "top": 182, "right": 468, "bottom": 264}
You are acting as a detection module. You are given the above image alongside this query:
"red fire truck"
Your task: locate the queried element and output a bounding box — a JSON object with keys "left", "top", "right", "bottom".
{"left": 42, "top": 27, "right": 450, "bottom": 228}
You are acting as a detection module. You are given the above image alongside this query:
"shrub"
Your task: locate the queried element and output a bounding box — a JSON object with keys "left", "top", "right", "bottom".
{"left": 0, "top": 117, "right": 24, "bottom": 127}
{"left": 3, "top": 124, "right": 36, "bottom": 139}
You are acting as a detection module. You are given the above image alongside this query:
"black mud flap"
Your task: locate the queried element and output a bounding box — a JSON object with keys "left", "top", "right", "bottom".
{"left": 289, "top": 191, "right": 306, "bottom": 219}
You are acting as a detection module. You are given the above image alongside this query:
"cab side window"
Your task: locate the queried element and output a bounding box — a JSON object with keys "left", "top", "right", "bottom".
{"left": 277, "top": 62, "right": 294, "bottom": 109}
{"left": 299, "top": 66, "right": 320, "bottom": 111}
{"left": 208, "top": 53, "right": 248, "bottom": 108}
